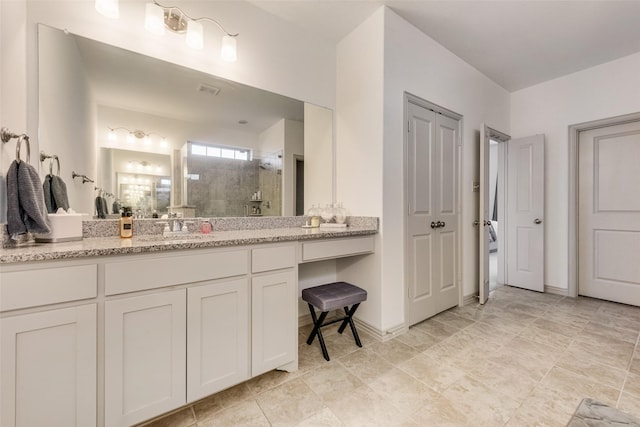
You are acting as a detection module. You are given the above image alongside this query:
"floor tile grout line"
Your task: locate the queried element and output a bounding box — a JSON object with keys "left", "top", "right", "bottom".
{"left": 617, "top": 329, "right": 640, "bottom": 408}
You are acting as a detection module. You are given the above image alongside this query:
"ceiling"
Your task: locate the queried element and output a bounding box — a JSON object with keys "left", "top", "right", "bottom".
{"left": 249, "top": 0, "right": 640, "bottom": 92}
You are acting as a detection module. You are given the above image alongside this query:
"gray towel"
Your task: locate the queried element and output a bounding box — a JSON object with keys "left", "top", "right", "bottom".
{"left": 43, "top": 174, "right": 54, "bottom": 213}
{"left": 101, "top": 197, "right": 108, "bottom": 217}
{"left": 7, "top": 160, "right": 51, "bottom": 236}
{"left": 44, "top": 174, "right": 70, "bottom": 213}
{"left": 95, "top": 196, "right": 108, "bottom": 219}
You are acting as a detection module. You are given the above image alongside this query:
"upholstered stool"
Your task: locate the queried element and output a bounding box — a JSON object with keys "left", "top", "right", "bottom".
{"left": 301, "top": 282, "right": 367, "bottom": 361}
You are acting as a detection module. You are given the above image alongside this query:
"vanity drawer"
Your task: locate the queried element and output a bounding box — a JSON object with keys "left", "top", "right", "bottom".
{"left": 105, "top": 249, "right": 249, "bottom": 295}
{"left": 0, "top": 264, "right": 98, "bottom": 312}
{"left": 252, "top": 244, "right": 296, "bottom": 273}
{"left": 300, "top": 236, "right": 375, "bottom": 262}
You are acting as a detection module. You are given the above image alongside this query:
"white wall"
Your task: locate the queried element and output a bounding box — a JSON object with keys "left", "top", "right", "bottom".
{"left": 337, "top": 7, "right": 510, "bottom": 333}
{"left": 303, "top": 104, "right": 334, "bottom": 212}
{"left": 511, "top": 51, "right": 640, "bottom": 290}
{"left": 336, "top": 8, "right": 385, "bottom": 331}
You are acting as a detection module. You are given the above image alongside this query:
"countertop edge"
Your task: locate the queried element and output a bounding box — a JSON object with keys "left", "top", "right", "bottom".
{"left": 0, "top": 227, "right": 378, "bottom": 264}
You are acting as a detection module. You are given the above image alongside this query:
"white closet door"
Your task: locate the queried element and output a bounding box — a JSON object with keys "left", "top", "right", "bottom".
{"left": 406, "top": 99, "right": 460, "bottom": 325}
{"left": 579, "top": 120, "right": 640, "bottom": 305}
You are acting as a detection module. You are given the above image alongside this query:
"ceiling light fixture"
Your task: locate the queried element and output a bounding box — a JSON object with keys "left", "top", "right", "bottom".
{"left": 144, "top": 0, "right": 238, "bottom": 62}
{"left": 95, "top": 0, "right": 119, "bottom": 19}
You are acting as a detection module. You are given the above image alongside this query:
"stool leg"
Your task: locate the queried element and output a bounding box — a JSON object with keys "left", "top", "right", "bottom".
{"left": 306, "top": 304, "right": 331, "bottom": 361}
{"left": 337, "top": 303, "right": 362, "bottom": 347}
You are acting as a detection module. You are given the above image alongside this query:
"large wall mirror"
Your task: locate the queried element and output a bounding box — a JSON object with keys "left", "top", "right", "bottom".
{"left": 38, "top": 24, "right": 333, "bottom": 218}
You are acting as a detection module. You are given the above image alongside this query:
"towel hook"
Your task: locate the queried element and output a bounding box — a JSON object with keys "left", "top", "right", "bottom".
{"left": 40, "top": 151, "right": 61, "bottom": 175}
{"left": 50, "top": 156, "right": 60, "bottom": 176}
{"left": 16, "top": 135, "right": 31, "bottom": 164}
{"left": 2, "top": 127, "right": 31, "bottom": 164}
{"left": 72, "top": 171, "right": 94, "bottom": 184}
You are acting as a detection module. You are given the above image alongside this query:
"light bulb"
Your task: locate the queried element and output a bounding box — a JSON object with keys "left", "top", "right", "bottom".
{"left": 95, "top": 0, "right": 119, "bottom": 19}
{"left": 108, "top": 129, "right": 116, "bottom": 141}
{"left": 160, "top": 137, "right": 168, "bottom": 148}
{"left": 144, "top": 135, "right": 151, "bottom": 145}
{"left": 220, "top": 35, "right": 237, "bottom": 62}
{"left": 186, "top": 20, "right": 204, "bottom": 50}
{"left": 126, "top": 133, "right": 134, "bottom": 144}
{"left": 145, "top": 2, "right": 165, "bottom": 36}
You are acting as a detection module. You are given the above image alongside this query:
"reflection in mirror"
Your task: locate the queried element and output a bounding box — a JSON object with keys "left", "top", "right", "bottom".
{"left": 100, "top": 148, "right": 171, "bottom": 216}
{"left": 38, "top": 24, "right": 334, "bottom": 218}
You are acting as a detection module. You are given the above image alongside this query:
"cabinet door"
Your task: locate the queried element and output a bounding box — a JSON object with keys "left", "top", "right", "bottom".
{"left": 1, "top": 304, "right": 97, "bottom": 427}
{"left": 187, "top": 278, "right": 249, "bottom": 402}
{"left": 104, "top": 290, "right": 186, "bottom": 427}
{"left": 251, "top": 270, "right": 297, "bottom": 376}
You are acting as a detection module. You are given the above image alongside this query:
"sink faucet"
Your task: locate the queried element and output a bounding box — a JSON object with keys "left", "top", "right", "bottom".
{"left": 169, "top": 213, "right": 184, "bottom": 232}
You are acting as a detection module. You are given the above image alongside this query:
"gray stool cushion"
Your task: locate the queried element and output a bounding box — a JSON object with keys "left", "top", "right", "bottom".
{"left": 302, "top": 282, "right": 367, "bottom": 312}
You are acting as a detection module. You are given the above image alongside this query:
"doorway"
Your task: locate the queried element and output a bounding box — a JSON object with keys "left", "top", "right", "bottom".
{"left": 479, "top": 127, "right": 545, "bottom": 304}
{"left": 479, "top": 125, "right": 509, "bottom": 303}
{"left": 295, "top": 157, "right": 304, "bottom": 216}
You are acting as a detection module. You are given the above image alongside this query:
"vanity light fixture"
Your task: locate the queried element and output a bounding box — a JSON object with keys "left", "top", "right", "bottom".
{"left": 144, "top": 0, "right": 238, "bottom": 62}
{"left": 95, "top": 0, "right": 119, "bottom": 19}
{"left": 107, "top": 127, "right": 167, "bottom": 147}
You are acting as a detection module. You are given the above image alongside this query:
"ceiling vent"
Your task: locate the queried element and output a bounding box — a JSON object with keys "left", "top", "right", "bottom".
{"left": 197, "top": 84, "right": 220, "bottom": 96}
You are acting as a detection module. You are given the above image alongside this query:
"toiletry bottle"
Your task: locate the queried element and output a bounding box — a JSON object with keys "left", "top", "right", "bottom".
{"left": 308, "top": 204, "right": 321, "bottom": 227}
{"left": 200, "top": 219, "right": 212, "bottom": 234}
{"left": 120, "top": 212, "right": 133, "bottom": 238}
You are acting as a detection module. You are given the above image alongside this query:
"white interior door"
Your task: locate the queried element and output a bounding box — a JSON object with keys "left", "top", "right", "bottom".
{"left": 479, "top": 125, "right": 491, "bottom": 304}
{"left": 578, "top": 120, "right": 640, "bottom": 306}
{"left": 406, "top": 99, "right": 460, "bottom": 325}
{"left": 506, "top": 135, "right": 544, "bottom": 292}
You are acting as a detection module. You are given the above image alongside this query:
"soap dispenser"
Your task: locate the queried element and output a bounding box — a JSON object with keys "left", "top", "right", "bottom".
{"left": 120, "top": 212, "right": 133, "bottom": 238}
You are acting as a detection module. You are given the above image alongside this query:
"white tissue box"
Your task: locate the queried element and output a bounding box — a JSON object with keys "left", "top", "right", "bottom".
{"left": 34, "top": 213, "right": 84, "bottom": 243}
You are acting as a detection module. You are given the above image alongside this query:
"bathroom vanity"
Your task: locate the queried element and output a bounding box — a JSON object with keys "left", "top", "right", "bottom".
{"left": 0, "top": 221, "right": 376, "bottom": 427}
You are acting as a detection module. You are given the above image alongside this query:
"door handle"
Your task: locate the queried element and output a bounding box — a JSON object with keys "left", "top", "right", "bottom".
{"left": 437, "top": 221, "right": 445, "bottom": 228}
{"left": 473, "top": 220, "right": 480, "bottom": 226}
{"left": 431, "top": 221, "right": 437, "bottom": 229}
{"left": 534, "top": 218, "right": 542, "bottom": 224}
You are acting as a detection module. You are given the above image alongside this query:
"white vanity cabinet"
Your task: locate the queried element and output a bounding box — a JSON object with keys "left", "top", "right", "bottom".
{"left": 0, "top": 230, "right": 376, "bottom": 427}
{"left": 187, "top": 277, "right": 249, "bottom": 402}
{"left": 104, "top": 290, "right": 187, "bottom": 427}
{"left": 251, "top": 244, "right": 297, "bottom": 376}
{"left": 102, "top": 249, "right": 249, "bottom": 427}
{"left": 0, "top": 263, "right": 98, "bottom": 427}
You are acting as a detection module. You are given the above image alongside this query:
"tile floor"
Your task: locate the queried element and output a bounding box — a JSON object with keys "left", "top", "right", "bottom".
{"left": 139, "top": 285, "right": 640, "bottom": 426}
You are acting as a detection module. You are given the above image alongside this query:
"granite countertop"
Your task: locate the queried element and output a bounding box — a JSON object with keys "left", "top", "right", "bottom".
{"left": 0, "top": 226, "right": 377, "bottom": 264}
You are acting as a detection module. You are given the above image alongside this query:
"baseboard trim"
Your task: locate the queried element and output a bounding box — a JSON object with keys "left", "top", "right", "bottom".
{"left": 355, "top": 318, "right": 406, "bottom": 342}
{"left": 544, "top": 285, "right": 569, "bottom": 296}
{"left": 463, "top": 293, "right": 478, "bottom": 306}
{"left": 300, "top": 310, "right": 406, "bottom": 342}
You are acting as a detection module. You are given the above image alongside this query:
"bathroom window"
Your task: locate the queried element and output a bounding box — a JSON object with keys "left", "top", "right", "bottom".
{"left": 191, "top": 143, "right": 250, "bottom": 161}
